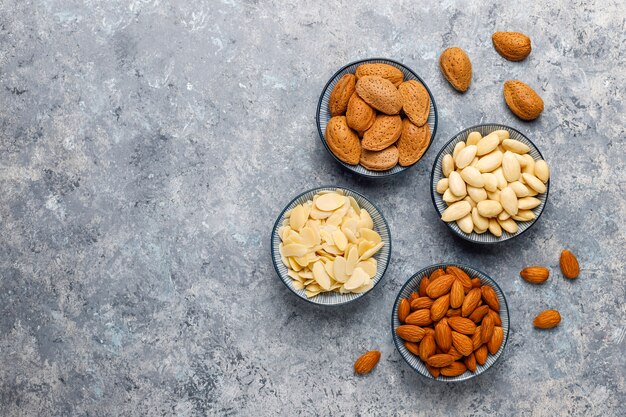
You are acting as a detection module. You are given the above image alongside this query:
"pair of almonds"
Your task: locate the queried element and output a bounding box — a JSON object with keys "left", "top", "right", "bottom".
{"left": 439, "top": 32, "right": 543, "bottom": 121}
{"left": 326, "top": 63, "right": 432, "bottom": 171}
{"left": 521, "top": 249, "right": 580, "bottom": 330}
{"left": 395, "top": 266, "right": 504, "bottom": 378}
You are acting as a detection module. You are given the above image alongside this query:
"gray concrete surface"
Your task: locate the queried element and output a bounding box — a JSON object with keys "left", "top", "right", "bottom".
{"left": 1, "top": 0, "right": 624, "bottom": 416}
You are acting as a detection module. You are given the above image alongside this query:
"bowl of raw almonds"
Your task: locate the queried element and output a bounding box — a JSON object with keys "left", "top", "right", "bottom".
{"left": 271, "top": 186, "right": 391, "bottom": 305}
{"left": 392, "top": 263, "right": 510, "bottom": 382}
{"left": 430, "top": 124, "right": 550, "bottom": 243}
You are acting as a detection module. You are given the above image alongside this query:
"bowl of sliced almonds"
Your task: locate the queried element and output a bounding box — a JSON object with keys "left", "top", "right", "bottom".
{"left": 392, "top": 263, "right": 510, "bottom": 382}
{"left": 271, "top": 186, "right": 391, "bottom": 305}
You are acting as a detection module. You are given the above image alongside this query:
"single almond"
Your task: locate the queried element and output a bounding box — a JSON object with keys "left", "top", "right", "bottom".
{"left": 431, "top": 294, "right": 450, "bottom": 321}
{"left": 471, "top": 326, "right": 483, "bottom": 350}
{"left": 419, "top": 334, "right": 437, "bottom": 362}
{"left": 487, "top": 309, "right": 502, "bottom": 326}
{"left": 346, "top": 92, "right": 376, "bottom": 132}
{"left": 426, "top": 364, "right": 441, "bottom": 378}
{"left": 398, "top": 298, "right": 410, "bottom": 323}
{"left": 503, "top": 80, "right": 544, "bottom": 121}
{"left": 434, "top": 319, "right": 453, "bottom": 352}
{"left": 441, "top": 361, "right": 467, "bottom": 377}
{"left": 481, "top": 315, "right": 495, "bottom": 344}
{"left": 395, "top": 325, "right": 426, "bottom": 342}
{"left": 355, "top": 76, "right": 402, "bottom": 115}
{"left": 405, "top": 309, "right": 433, "bottom": 327}
{"left": 430, "top": 268, "right": 446, "bottom": 281}
{"left": 471, "top": 278, "right": 481, "bottom": 288}
{"left": 439, "top": 47, "right": 472, "bottom": 92}
{"left": 354, "top": 350, "right": 381, "bottom": 374}
{"left": 560, "top": 250, "right": 580, "bottom": 279}
{"left": 487, "top": 327, "right": 504, "bottom": 354}
{"left": 480, "top": 286, "right": 500, "bottom": 311}
{"left": 492, "top": 32, "right": 532, "bottom": 61}
{"left": 404, "top": 341, "right": 420, "bottom": 356}
{"left": 325, "top": 116, "right": 361, "bottom": 165}
{"left": 426, "top": 354, "right": 455, "bottom": 368}
{"left": 446, "top": 266, "right": 473, "bottom": 292}
{"left": 329, "top": 73, "right": 356, "bottom": 116}
{"left": 448, "top": 316, "right": 477, "bottom": 335}
{"left": 520, "top": 266, "right": 549, "bottom": 284}
{"left": 418, "top": 277, "right": 430, "bottom": 297}
{"left": 469, "top": 305, "right": 490, "bottom": 323}
{"left": 464, "top": 352, "right": 477, "bottom": 373}
{"left": 399, "top": 80, "right": 430, "bottom": 127}
{"left": 461, "top": 288, "right": 482, "bottom": 317}
{"left": 446, "top": 308, "right": 461, "bottom": 317}
{"left": 355, "top": 63, "right": 404, "bottom": 87}
{"left": 450, "top": 279, "right": 465, "bottom": 309}
{"left": 411, "top": 296, "right": 434, "bottom": 310}
{"left": 475, "top": 345, "right": 488, "bottom": 365}
{"left": 451, "top": 331, "right": 473, "bottom": 356}
{"left": 426, "top": 274, "right": 456, "bottom": 298}
{"left": 533, "top": 309, "right": 561, "bottom": 329}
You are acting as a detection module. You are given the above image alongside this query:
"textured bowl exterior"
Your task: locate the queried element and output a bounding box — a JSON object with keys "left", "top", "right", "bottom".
{"left": 317, "top": 58, "right": 438, "bottom": 178}
{"left": 271, "top": 186, "right": 391, "bottom": 306}
{"left": 391, "top": 263, "right": 510, "bottom": 382}
{"left": 430, "top": 124, "right": 549, "bottom": 244}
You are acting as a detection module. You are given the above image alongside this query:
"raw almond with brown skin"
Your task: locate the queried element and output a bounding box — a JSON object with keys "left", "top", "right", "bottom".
{"left": 346, "top": 93, "right": 376, "bottom": 132}
{"left": 560, "top": 250, "right": 580, "bottom": 279}
{"left": 439, "top": 47, "right": 472, "bottom": 92}
{"left": 398, "top": 298, "right": 410, "bottom": 323}
{"left": 418, "top": 277, "right": 430, "bottom": 297}
{"left": 325, "top": 116, "right": 361, "bottom": 165}
{"left": 487, "top": 327, "right": 504, "bottom": 354}
{"left": 492, "top": 32, "right": 532, "bottom": 61}
{"left": 362, "top": 114, "right": 402, "bottom": 151}
{"left": 411, "top": 297, "right": 434, "bottom": 310}
{"left": 503, "top": 80, "right": 544, "bottom": 121}
{"left": 450, "top": 280, "right": 465, "bottom": 308}
{"left": 487, "top": 309, "right": 502, "bottom": 326}
{"left": 409, "top": 292, "right": 419, "bottom": 302}
{"left": 451, "top": 331, "right": 473, "bottom": 356}
{"left": 520, "top": 266, "right": 550, "bottom": 284}
{"left": 469, "top": 305, "right": 490, "bottom": 323}
{"left": 355, "top": 63, "right": 404, "bottom": 87}
{"left": 441, "top": 361, "right": 467, "bottom": 377}
{"left": 481, "top": 315, "right": 495, "bottom": 344}
{"left": 329, "top": 74, "right": 356, "bottom": 116}
{"left": 446, "top": 308, "right": 461, "bottom": 317}
{"left": 360, "top": 146, "right": 399, "bottom": 171}
{"left": 397, "top": 119, "right": 431, "bottom": 167}
{"left": 398, "top": 80, "right": 430, "bottom": 126}
{"left": 419, "top": 334, "right": 436, "bottom": 362}
{"left": 471, "top": 278, "right": 481, "bottom": 288}
{"left": 395, "top": 325, "right": 426, "bottom": 342}
{"left": 430, "top": 268, "right": 446, "bottom": 282}
{"left": 448, "top": 317, "right": 477, "bottom": 335}
{"left": 426, "top": 274, "right": 456, "bottom": 298}
{"left": 435, "top": 319, "right": 453, "bottom": 352}
{"left": 533, "top": 310, "right": 561, "bottom": 329}
{"left": 471, "top": 326, "right": 483, "bottom": 350}
{"left": 426, "top": 354, "right": 455, "bottom": 368}
{"left": 405, "top": 309, "right": 433, "bottom": 327}
{"left": 355, "top": 76, "right": 402, "bottom": 115}
{"left": 404, "top": 341, "right": 420, "bottom": 356}
{"left": 475, "top": 345, "right": 488, "bottom": 365}
{"left": 447, "top": 346, "right": 463, "bottom": 360}
{"left": 481, "top": 286, "right": 500, "bottom": 311}
{"left": 426, "top": 364, "right": 441, "bottom": 378}
{"left": 461, "top": 288, "right": 482, "bottom": 317}
{"left": 446, "top": 266, "right": 473, "bottom": 292}
{"left": 464, "top": 352, "right": 477, "bottom": 372}
{"left": 431, "top": 294, "right": 450, "bottom": 321}
{"left": 354, "top": 350, "right": 381, "bottom": 374}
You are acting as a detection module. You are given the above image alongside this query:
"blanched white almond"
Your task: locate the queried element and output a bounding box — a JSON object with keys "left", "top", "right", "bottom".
{"left": 502, "top": 139, "right": 530, "bottom": 154}
{"left": 509, "top": 181, "right": 529, "bottom": 198}
{"left": 502, "top": 151, "right": 521, "bottom": 182}
{"left": 443, "top": 154, "right": 454, "bottom": 177}
{"left": 477, "top": 200, "right": 503, "bottom": 218}
{"left": 460, "top": 166, "right": 484, "bottom": 187}
{"left": 471, "top": 207, "right": 489, "bottom": 230}
{"left": 521, "top": 154, "right": 535, "bottom": 175}
{"left": 493, "top": 167, "right": 508, "bottom": 190}
{"left": 482, "top": 173, "right": 498, "bottom": 192}
{"left": 476, "top": 150, "right": 503, "bottom": 173}
{"left": 494, "top": 129, "right": 510, "bottom": 142}
{"left": 512, "top": 210, "right": 536, "bottom": 222}
{"left": 467, "top": 185, "right": 487, "bottom": 202}
{"left": 474, "top": 227, "right": 487, "bottom": 234}
{"left": 466, "top": 131, "right": 482, "bottom": 145}
{"left": 453, "top": 141, "right": 466, "bottom": 159}
{"left": 470, "top": 156, "right": 479, "bottom": 168}
{"left": 476, "top": 133, "right": 500, "bottom": 156}
{"left": 455, "top": 145, "right": 478, "bottom": 169}
{"left": 449, "top": 171, "right": 467, "bottom": 197}
{"left": 463, "top": 196, "right": 476, "bottom": 208}
{"left": 443, "top": 188, "right": 466, "bottom": 203}
{"left": 518, "top": 197, "right": 541, "bottom": 210}
{"left": 498, "top": 218, "right": 518, "bottom": 234}
{"left": 515, "top": 153, "right": 528, "bottom": 167}
{"left": 457, "top": 213, "right": 474, "bottom": 234}
{"left": 436, "top": 178, "right": 449, "bottom": 194}
{"left": 489, "top": 218, "right": 503, "bottom": 237}
{"left": 500, "top": 186, "right": 519, "bottom": 216}
{"left": 498, "top": 210, "right": 511, "bottom": 221}
{"left": 487, "top": 189, "right": 501, "bottom": 201}
{"left": 522, "top": 173, "right": 547, "bottom": 193}
{"left": 534, "top": 160, "right": 550, "bottom": 183}
{"left": 441, "top": 201, "right": 472, "bottom": 222}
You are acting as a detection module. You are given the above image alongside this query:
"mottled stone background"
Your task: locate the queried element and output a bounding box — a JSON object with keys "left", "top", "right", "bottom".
{"left": 0, "top": 0, "right": 624, "bottom": 416}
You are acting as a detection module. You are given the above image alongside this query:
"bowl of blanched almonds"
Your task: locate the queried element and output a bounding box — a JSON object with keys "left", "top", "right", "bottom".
{"left": 430, "top": 124, "right": 550, "bottom": 244}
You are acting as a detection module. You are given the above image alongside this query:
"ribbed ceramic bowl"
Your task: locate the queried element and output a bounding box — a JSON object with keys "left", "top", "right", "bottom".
{"left": 271, "top": 186, "right": 391, "bottom": 306}
{"left": 392, "top": 263, "right": 510, "bottom": 382}
{"left": 316, "top": 58, "right": 438, "bottom": 178}
{"left": 431, "top": 124, "right": 549, "bottom": 244}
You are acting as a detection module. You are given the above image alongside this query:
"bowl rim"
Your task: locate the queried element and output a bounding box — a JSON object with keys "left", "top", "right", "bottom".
{"left": 391, "top": 262, "right": 511, "bottom": 382}
{"left": 430, "top": 123, "right": 550, "bottom": 244}
{"left": 270, "top": 185, "right": 392, "bottom": 306}
{"left": 316, "top": 57, "right": 439, "bottom": 179}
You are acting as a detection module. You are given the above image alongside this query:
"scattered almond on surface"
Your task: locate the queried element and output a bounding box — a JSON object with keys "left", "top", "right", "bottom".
{"left": 354, "top": 350, "right": 381, "bottom": 374}
{"left": 439, "top": 47, "right": 472, "bottom": 92}
{"left": 533, "top": 310, "right": 561, "bottom": 329}
{"left": 560, "top": 250, "right": 580, "bottom": 279}
{"left": 492, "top": 32, "right": 532, "bottom": 61}
{"left": 520, "top": 266, "right": 549, "bottom": 284}
{"left": 503, "top": 80, "right": 544, "bottom": 121}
